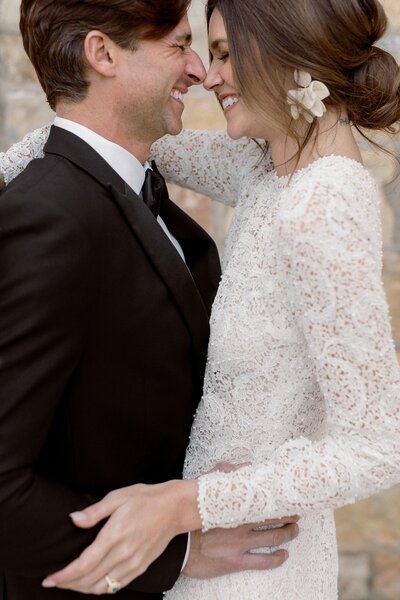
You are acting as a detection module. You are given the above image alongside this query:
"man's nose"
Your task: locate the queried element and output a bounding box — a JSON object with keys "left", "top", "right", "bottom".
{"left": 185, "top": 50, "right": 206, "bottom": 85}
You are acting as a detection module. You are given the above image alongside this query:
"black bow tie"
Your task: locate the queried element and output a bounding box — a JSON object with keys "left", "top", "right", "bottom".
{"left": 141, "top": 160, "right": 168, "bottom": 217}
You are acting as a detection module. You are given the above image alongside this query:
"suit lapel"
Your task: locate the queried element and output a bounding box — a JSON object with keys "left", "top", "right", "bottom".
{"left": 160, "top": 196, "right": 221, "bottom": 318}
{"left": 44, "top": 126, "right": 221, "bottom": 384}
{"left": 110, "top": 183, "right": 213, "bottom": 374}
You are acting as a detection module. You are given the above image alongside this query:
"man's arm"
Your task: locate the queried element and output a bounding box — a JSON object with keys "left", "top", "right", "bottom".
{"left": 0, "top": 178, "right": 103, "bottom": 577}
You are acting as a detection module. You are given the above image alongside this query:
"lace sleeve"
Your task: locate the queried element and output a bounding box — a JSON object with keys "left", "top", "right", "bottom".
{"left": 151, "top": 130, "right": 269, "bottom": 207}
{"left": 197, "top": 166, "right": 400, "bottom": 530}
{"left": 0, "top": 124, "right": 51, "bottom": 185}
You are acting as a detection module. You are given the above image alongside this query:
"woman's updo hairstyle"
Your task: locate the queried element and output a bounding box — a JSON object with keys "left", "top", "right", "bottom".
{"left": 344, "top": 1, "right": 400, "bottom": 132}
{"left": 206, "top": 0, "right": 400, "bottom": 151}
{"left": 351, "top": 45, "right": 400, "bottom": 131}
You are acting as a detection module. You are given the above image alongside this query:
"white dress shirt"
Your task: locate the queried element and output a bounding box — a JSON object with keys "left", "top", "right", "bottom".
{"left": 53, "top": 117, "right": 190, "bottom": 570}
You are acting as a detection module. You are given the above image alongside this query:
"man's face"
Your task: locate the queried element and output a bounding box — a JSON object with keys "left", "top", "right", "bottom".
{"left": 114, "top": 14, "right": 206, "bottom": 145}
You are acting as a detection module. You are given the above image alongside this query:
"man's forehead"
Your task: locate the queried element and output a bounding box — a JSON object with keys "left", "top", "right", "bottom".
{"left": 171, "top": 14, "right": 192, "bottom": 42}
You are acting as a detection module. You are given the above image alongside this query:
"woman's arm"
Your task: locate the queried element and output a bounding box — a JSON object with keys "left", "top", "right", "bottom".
{"left": 196, "top": 171, "right": 400, "bottom": 530}
{"left": 152, "top": 130, "right": 269, "bottom": 207}
{"left": 0, "top": 124, "right": 51, "bottom": 185}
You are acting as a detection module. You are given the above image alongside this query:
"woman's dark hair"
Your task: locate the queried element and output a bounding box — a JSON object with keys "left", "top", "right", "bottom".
{"left": 20, "top": 0, "right": 191, "bottom": 110}
{"left": 207, "top": 0, "right": 400, "bottom": 162}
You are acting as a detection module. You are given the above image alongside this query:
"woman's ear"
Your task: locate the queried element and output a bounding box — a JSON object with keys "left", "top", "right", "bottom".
{"left": 83, "top": 30, "right": 118, "bottom": 78}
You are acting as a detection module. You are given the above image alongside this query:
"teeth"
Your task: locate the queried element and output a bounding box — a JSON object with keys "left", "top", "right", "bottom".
{"left": 222, "top": 96, "right": 239, "bottom": 110}
{"left": 170, "top": 89, "right": 184, "bottom": 102}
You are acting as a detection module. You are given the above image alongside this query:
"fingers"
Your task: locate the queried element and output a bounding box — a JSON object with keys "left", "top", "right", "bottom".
{"left": 240, "top": 549, "right": 289, "bottom": 572}
{"left": 184, "top": 521, "right": 298, "bottom": 579}
{"left": 209, "top": 463, "right": 236, "bottom": 473}
{"left": 252, "top": 515, "right": 300, "bottom": 528}
{"left": 45, "top": 547, "right": 147, "bottom": 594}
{"left": 43, "top": 521, "right": 119, "bottom": 588}
{"left": 251, "top": 522, "right": 299, "bottom": 549}
{"left": 42, "top": 489, "right": 162, "bottom": 594}
{"left": 233, "top": 521, "right": 299, "bottom": 555}
{"left": 56, "top": 526, "right": 146, "bottom": 591}
{"left": 209, "top": 462, "right": 250, "bottom": 474}
{"left": 69, "top": 490, "right": 127, "bottom": 529}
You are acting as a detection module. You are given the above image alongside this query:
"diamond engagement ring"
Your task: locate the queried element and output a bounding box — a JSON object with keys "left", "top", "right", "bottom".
{"left": 105, "top": 575, "right": 121, "bottom": 594}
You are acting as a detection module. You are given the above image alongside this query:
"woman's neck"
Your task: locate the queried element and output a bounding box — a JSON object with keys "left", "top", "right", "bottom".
{"left": 269, "top": 110, "right": 363, "bottom": 178}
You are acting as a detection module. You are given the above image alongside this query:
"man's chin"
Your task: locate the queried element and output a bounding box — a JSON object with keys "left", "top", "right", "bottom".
{"left": 165, "top": 121, "right": 183, "bottom": 137}
{"left": 162, "top": 112, "right": 184, "bottom": 137}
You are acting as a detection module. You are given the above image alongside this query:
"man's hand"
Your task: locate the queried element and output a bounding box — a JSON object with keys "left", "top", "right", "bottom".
{"left": 183, "top": 517, "right": 300, "bottom": 579}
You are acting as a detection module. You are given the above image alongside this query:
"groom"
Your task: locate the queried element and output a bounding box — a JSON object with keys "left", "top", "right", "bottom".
{"left": 0, "top": 1, "right": 298, "bottom": 598}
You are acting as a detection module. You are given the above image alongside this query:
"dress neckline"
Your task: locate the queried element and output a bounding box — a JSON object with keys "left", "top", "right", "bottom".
{"left": 271, "top": 154, "right": 371, "bottom": 188}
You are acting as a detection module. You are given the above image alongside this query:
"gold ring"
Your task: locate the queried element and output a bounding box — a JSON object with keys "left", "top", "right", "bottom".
{"left": 105, "top": 575, "right": 121, "bottom": 594}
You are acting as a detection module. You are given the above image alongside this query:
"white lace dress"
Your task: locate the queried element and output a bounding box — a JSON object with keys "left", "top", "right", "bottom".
{"left": 1, "top": 128, "right": 400, "bottom": 600}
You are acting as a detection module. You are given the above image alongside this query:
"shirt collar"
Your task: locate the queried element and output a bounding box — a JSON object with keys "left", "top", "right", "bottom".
{"left": 54, "top": 116, "right": 149, "bottom": 195}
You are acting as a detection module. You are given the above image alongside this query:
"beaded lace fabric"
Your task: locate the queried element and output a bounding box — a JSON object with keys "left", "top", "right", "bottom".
{"left": 1, "top": 127, "right": 400, "bottom": 599}
{"left": 0, "top": 125, "right": 51, "bottom": 185}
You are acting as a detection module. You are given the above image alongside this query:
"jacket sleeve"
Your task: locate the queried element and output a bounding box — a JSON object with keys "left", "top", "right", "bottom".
{"left": 0, "top": 176, "right": 187, "bottom": 592}
{"left": 0, "top": 178, "right": 102, "bottom": 577}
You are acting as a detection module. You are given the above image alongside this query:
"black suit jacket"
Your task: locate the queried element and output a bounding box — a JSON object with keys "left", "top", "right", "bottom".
{"left": 0, "top": 127, "right": 221, "bottom": 599}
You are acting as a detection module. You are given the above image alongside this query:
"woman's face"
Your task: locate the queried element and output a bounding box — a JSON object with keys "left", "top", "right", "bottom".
{"left": 204, "top": 8, "right": 269, "bottom": 140}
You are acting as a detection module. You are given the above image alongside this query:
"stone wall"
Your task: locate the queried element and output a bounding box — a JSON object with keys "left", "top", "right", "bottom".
{"left": 0, "top": 1, "right": 399, "bottom": 598}
{"left": 0, "top": 0, "right": 53, "bottom": 146}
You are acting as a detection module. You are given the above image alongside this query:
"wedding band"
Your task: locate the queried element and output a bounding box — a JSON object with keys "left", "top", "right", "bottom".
{"left": 105, "top": 575, "right": 121, "bottom": 594}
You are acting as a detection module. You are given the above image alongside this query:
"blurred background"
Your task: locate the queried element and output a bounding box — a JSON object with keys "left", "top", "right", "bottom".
{"left": 0, "top": 0, "right": 399, "bottom": 598}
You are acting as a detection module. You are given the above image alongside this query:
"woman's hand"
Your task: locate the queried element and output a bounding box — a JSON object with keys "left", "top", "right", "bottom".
{"left": 42, "top": 480, "right": 199, "bottom": 595}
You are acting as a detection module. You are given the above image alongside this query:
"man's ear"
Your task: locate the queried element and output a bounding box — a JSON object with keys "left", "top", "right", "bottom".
{"left": 84, "top": 30, "right": 118, "bottom": 78}
{"left": 0, "top": 172, "right": 5, "bottom": 190}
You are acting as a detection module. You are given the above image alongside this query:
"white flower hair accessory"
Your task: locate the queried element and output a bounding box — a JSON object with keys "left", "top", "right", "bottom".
{"left": 287, "top": 70, "right": 330, "bottom": 123}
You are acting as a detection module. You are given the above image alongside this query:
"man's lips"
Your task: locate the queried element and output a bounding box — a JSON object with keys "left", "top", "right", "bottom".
{"left": 170, "top": 89, "right": 185, "bottom": 103}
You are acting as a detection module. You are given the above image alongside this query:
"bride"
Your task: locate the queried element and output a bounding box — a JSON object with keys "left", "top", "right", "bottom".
{"left": 1, "top": 0, "right": 400, "bottom": 597}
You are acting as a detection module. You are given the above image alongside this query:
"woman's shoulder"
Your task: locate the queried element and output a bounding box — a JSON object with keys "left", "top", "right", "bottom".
{"left": 291, "top": 155, "right": 376, "bottom": 196}
{"left": 278, "top": 155, "right": 381, "bottom": 236}
{"left": 282, "top": 155, "right": 378, "bottom": 213}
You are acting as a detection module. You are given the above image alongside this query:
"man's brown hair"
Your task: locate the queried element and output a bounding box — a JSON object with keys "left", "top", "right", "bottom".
{"left": 20, "top": 0, "right": 191, "bottom": 110}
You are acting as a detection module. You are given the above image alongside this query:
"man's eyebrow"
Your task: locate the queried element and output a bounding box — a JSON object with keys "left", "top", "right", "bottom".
{"left": 210, "top": 38, "right": 228, "bottom": 51}
{"left": 175, "top": 33, "right": 192, "bottom": 44}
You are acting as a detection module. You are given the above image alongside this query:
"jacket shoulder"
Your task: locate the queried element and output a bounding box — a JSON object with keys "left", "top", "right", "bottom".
{"left": 1, "top": 153, "right": 111, "bottom": 229}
